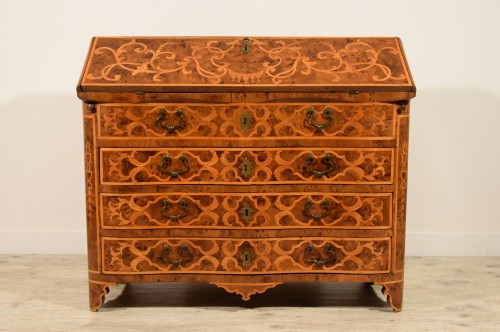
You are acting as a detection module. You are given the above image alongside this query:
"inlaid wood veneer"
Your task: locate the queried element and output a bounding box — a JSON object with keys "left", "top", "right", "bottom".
{"left": 78, "top": 36, "right": 415, "bottom": 312}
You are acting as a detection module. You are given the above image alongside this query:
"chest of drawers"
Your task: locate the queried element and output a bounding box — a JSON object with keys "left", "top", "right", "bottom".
{"left": 77, "top": 36, "right": 415, "bottom": 312}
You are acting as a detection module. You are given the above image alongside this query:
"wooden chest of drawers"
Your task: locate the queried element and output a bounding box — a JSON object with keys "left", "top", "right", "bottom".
{"left": 77, "top": 36, "right": 415, "bottom": 312}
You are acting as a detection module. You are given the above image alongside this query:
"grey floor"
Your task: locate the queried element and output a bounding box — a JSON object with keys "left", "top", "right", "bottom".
{"left": 0, "top": 255, "right": 499, "bottom": 331}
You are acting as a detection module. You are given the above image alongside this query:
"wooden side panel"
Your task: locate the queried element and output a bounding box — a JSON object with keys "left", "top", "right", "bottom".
{"left": 97, "top": 103, "right": 396, "bottom": 142}
{"left": 83, "top": 105, "right": 99, "bottom": 272}
{"left": 100, "top": 193, "right": 392, "bottom": 230}
{"left": 102, "top": 237, "right": 391, "bottom": 275}
{"left": 100, "top": 148, "right": 394, "bottom": 185}
{"left": 394, "top": 108, "right": 410, "bottom": 272}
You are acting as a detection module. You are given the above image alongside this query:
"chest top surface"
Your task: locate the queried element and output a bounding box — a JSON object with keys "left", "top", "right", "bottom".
{"left": 78, "top": 36, "right": 415, "bottom": 96}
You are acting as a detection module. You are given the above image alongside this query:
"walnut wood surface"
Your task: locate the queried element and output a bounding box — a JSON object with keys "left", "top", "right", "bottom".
{"left": 100, "top": 148, "right": 393, "bottom": 185}
{"left": 79, "top": 37, "right": 414, "bottom": 93}
{"left": 78, "top": 91, "right": 416, "bottom": 104}
{"left": 89, "top": 281, "right": 115, "bottom": 312}
{"left": 98, "top": 103, "right": 396, "bottom": 141}
{"left": 377, "top": 280, "right": 404, "bottom": 312}
{"left": 100, "top": 192, "right": 392, "bottom": 229}
{"left": 394, "top": 109, "right": 409, "bottom": 272}
{"left": 83, "top": 106, "right": 99, "bottom": 272}
{"left": 210, "top": 282, "right": 282, "bottom": 301}
{"left": 100, "top": 193, "right": 392, "bottom": 229}
{"left": 79, "top": 36, "right": 414, "bottom": 312}
{"left": 102, "top": 237, "right": 391, "bottom": 274}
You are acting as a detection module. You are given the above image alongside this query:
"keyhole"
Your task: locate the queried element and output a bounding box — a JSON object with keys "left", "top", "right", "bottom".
{"left": 245, "top": 210, "right": 249, "bottom": 217}
{"left": 243, "top": 117, "right": 247, "bottom": 125}
{"left": 244, "top": 165, "right": 248, "bottom": 172}
{"left": 241, "top": 250, "right": 252, "bottom": 267}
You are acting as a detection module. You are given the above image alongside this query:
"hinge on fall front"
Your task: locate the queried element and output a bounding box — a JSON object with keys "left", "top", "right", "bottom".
{"left": 397, "top": 101, "right": 409, "bottom": 114}
{"left": 87, "top": 103, "right": 96, "bottom": 113}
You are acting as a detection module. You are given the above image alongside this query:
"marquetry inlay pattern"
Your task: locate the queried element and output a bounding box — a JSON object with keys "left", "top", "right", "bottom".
{"left": 100, "top": 148, "right": 393, "bottom": 184}
{"left": 102, "top": 237, "right": 391, "bottom": 274}
{"left": 98, "top": 103, "right": 396, "bottom": 140}
{"left": 100, "top": 193, "right": 391, "bottom": 229}
{"left": 78, "top": 36, "right": 414, "bottom": 312}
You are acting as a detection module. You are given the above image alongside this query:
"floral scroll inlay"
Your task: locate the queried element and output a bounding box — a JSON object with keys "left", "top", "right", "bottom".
{"left": 83, "top": 37, "right": 410, "bottom": 86}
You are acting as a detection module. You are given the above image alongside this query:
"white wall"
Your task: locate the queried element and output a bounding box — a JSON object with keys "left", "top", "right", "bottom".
{"left": 1, "top": 0, "right": 499, "bottom": 255}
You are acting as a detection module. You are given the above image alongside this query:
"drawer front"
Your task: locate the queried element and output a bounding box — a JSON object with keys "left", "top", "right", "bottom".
{"left": 100, "top": 148, "right": 393, "bottom": 185}
{"left": 101, "top": 193, "right": 392, "bottom": 230}
{"left": 98, "top": 103, "right": 396, "bottom": 141}
{"left": 102, "top": 237, "right": 391, "bottom": 275}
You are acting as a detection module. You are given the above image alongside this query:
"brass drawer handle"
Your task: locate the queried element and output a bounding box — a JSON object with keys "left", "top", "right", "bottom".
{"left": 160, "top": 154, "right": 190, "bottom": 178}
{"left": 305, "top": 107, "right": 333, "bottom": 131}
{"left": 303, "top": 153, "right": 334, "bottom": 177}
{"left": 162, "top": 243, "right": 191, "bottom": 267}
{"left": 161, "top": 199, "right": 189, "bottom": 222}
{"left": 155, "top": 108, "right": 186, "bottom": 133}
{"left": 303, "top": 199, "right": 331, "bottom": 221}
{"left": 304, "top": 243, "right": 336, "bottom": 266}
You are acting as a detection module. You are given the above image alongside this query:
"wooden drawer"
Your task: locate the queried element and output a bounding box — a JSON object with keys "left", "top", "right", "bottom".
{"left": 100, "top": 193, "right": 392, "bottom": 230}
{"left": 102, "top": 237, "right": 391, "bottom": 275}
{"left": 100, "top": 148, "right": 393, "bottom": 185}
{"left": 97, "top": 103, "right": 396, "bottom": 142}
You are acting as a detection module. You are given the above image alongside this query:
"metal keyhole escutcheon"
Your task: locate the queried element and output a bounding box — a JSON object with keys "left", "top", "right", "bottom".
{"left": 239, "top": 202, "right": 254, "bottom": 222}
{"left": 239, "top": 110, "right": 253, "bottom": 130}
{"left": 240, "top": 37, "right": 251, "bottom": 54}
{"left": 241, "top": 251, "right": 252, "bottom": 268}
{"left": 239, "top": 158, "right": 252, "bottom": 178}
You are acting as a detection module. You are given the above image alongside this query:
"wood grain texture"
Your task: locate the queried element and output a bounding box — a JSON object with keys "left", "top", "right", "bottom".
{"left": 5, "top": 255, "right": 499, "bottom": 329}
{"left": 77, "top": 36, "right": 414, "bottom": 312}
{"left": 101, "top": 237, "right": 391, "bottom": 275}
{"left": 100, "top": 192, "right": 392, "bottom": 229}
{"left": 100, "top": 148, "right": 394, "bottom": 185}
{"left": 377, "top": 280, "right": 404, "bottom": 312}
{"left": 89, "top": 281, "right": 116, "bottom": 312}
{"left": 83, "top": 105, "right": 99, "bottom": 272}
{"left": 394, "top": 107, "right": 410, "bottom": 272}
{"left": 80, "top": 37, "right": 414, "bottom": 92}
{"left": 97, "top": 103, "right": 396, "bottom": 142}
{"left": 210, "top": 282, "right": 282, "bottom": 301}
{"left": 78, "top": 90, "right": 416, "bottom": 104}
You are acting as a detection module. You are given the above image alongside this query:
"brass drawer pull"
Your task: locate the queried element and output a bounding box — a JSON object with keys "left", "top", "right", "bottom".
{"left": 303, "top": 199, "right": 331, "bottom": 221}
{"left": 305, "top": 107, "right": 333, "bottom": 131}
{"left": 155, "top": 108, "right": 186, "bottom": 133}
{"left": 161, "top": 199, "right": 189, "bottom": 222}
{"left": 160, "top": 154, "right": 190, "bottom": 178}
{"left": 162, "top": 243, "right": 191, "bottom": 267}
{"left": 304, "top": 243, "right": 336, "bottom": 266}
{"left": 303, "top": 153, "right": 334, "bottom": 177}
